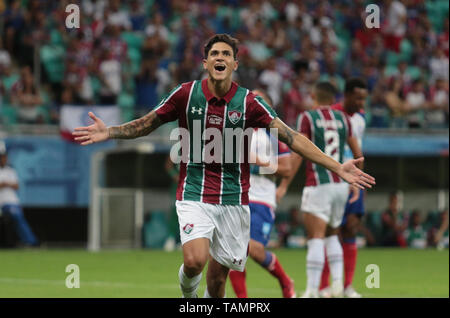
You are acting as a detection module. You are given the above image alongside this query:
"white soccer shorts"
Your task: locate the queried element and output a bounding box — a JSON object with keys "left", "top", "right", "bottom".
{"left": 300, "top": 182, "right": 350, "bottom": 228}
{"left": 175, "top": 200, "right": 250, "bottom": 271}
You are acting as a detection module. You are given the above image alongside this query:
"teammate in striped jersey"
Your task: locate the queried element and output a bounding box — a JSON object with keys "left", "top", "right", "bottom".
{"left": 277, "top": 82, "right": 364, "bottom": 298}
{"left": 229, "top": 89, "right": 296, "bottom": 298}
{"left": 73, "top": 34, "right": 375, "bottom": 298}
{"left": 319, "top": 78, "right": 368, "bottom": 298}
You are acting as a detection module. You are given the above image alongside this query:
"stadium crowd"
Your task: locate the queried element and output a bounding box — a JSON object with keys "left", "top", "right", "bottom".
{"left": 0, "top": 0, "right": 448, "bottom": 129}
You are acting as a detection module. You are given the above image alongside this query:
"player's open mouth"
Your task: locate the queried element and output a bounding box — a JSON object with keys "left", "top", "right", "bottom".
{"left": 214, "top": 65, "right": 226, "bottom": 72}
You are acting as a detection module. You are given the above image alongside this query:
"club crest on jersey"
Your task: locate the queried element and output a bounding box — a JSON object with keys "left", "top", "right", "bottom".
{"left": 228, "top": 110, "right": 242, "bottom": 124}
{"left": 183, "top": 223, "right": 194, "bottom": 234}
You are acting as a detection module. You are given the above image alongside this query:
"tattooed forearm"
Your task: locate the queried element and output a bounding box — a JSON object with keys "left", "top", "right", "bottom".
{"left": 108, "top": 111, "right": 162, "bottom": 139}
{"left": 269, "top": 118, "right": 298, "bottom": 146}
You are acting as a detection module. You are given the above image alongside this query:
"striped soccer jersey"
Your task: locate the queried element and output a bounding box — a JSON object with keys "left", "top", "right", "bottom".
{"left": 155, "top": 79, "right": 277, "bottom": 205}
{"left": 296, "top": 107, "right": 353, "bottom": 187}
{"left": 331, "top": 102, "right": 366, "bottom": 162}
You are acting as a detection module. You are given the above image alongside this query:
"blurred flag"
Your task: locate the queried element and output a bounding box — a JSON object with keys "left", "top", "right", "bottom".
{"left": 60, "top": 105, "right": 120, "bottom": 142}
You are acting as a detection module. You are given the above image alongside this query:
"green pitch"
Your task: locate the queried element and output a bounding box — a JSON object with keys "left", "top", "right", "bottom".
{"left": 0, "top": 248, "right": 447, "bottom": 298}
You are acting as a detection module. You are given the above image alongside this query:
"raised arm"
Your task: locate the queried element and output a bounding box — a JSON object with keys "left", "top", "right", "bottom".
{"left": 73, "top": 110, "right": 163, "bottom": 145}
{"left": 268, "top": 117, "right": 375, "bottom": 189}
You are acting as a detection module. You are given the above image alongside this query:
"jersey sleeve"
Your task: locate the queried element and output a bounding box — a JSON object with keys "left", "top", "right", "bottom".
{"left": 154, "top": 83, "right": 189, "bottom": 123}
{"left": 245, "top": 93, "right": 278, "bottom": 128}
{"left": 296, "top": 112, "right": 312, "bottom": 139}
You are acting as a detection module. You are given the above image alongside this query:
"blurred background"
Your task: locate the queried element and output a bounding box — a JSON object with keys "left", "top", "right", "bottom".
{"left": 0, "top": 0, "right": 448, "bottom": 251}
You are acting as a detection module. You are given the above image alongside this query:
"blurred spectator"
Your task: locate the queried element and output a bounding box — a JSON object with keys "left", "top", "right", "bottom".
{"left": 381, "top": 191, "right": 408, "bottom": 247}
{"left": 404, "top": 210, "right": 427, "bottom": 249}
{"left": 369, "top": 76, "right": 391, "bottom": 128}
{"left": 145, "top": 12, "right": 170, "bottom": 41}
{"left": 429, "top": 209, "right": 449, "bottom": 249}
{"left": 0, "top": 143, "right": 39, "bottom": 247}
{"left": 259, "top": 56, "right": 282, "bottom": 108}
{"left": 128, "top": 0, "right": 146, "bottom": 32}
{"left": 10, "top": 66, "right": 45, "bottom": 124}
{"left": 0, "top": 37, "right": 12, "bottom": 73}
{"left": 383, "top": 0, "right": 407, "bottom": 53}
{"left": 106, "top": 0, "right": 131, "bottom": 31}
{"left": 429, "top": 48, "right": 449, "bottom": 82}
{"left": 135, "top": 58, "right": 159, "bottom": 114}
{"left": 426, "top": 78, "right": 449, "bottom": 127}
{"left": 282, "top": 75, "right": 305, "bottom": 128}
{"left": 404, "top": 79, "right": 428, "bottom": 128}
{"left": 2, "top": 0, "right": 25, "bottom": 57}
{"left": 96, "top": 49, "right": 121, "bottom": 105}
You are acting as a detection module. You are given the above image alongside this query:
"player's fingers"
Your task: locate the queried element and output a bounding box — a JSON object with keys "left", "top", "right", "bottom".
{"left": 74, "top": 136, "right": 91, "bottom": 142}
{"left": 356, "top": 178, "right": 372, "bottom": 189}
{"left": 73, "top": 126, "right": 90, "bottom": 132}
{"left": 352, "top": 182, "right": 364, "bottom": 190}
{"left": 72, "top": 131, "right": 89, "bottom": 136}
{"left": 88, "top": 112, "right": 98, "bottom": 121}
{"left": 360, "top": 173, "right": 376, "bottom": 184}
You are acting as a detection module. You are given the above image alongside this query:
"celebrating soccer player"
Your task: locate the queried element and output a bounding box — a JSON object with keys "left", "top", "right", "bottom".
{"left": 73, "top": 34, "right": 375, "bottom": 298}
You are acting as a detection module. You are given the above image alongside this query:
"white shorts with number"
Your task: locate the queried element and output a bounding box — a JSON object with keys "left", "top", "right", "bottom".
{"left": 300, "top": 183, "right": 350, "bottom": 228}
{"left": 175, "top": 200, "right": 250, "bottom": 272}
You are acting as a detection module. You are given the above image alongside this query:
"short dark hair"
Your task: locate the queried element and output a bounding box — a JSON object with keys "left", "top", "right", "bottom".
{"left": 344, "top": 77, "right": 367, "bottom": 94}
{"left": 314, "top": 81, "right": 337, "bottom": 104}
{"left": 204, "top": 34, "right": 239, "bottom": 60}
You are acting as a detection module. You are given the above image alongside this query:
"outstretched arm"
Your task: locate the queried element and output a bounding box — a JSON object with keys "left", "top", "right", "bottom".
{"left": 73, "top": 110, "right": 163, "bottom": 145}
{"left": 268, "top": 118, "right": 375, "bottom": 189}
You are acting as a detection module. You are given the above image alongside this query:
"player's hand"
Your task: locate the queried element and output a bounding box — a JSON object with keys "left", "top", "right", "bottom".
{"left": 276, "top": 185, "right": 287, "bottom": 204}
{"left": 348, "top": 185, "right": 360, "bottom": 204}
{"left": 72, "top": 112, "right": 109, "bottom": 145}
{"left": 339, "top": 157, "right": 375, "bottom": 190}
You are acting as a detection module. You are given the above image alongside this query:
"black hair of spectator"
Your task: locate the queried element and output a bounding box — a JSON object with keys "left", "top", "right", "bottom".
{"left": 204, "top": 34, "right": 239, "bottom": 60}
{"left": 345, "top": 77, "right": 367, "bottom": 94}
{"left": 314, "top": 81, "right": 337, "bottom": 104}
{"left": 293, "top": 58, "right": 309, "bottom": 73}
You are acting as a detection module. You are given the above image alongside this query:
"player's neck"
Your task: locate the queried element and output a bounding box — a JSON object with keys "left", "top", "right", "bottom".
{"left": 207, "top": 77, "right": 232, "bottom": 99}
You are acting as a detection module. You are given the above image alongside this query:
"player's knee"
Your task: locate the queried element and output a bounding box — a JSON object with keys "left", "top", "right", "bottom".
{"left": 183, "top": 255, "right": 206, "bottom": 275}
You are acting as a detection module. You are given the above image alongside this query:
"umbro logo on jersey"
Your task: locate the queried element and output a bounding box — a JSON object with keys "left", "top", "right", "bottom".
{"left": 208, "top": 115, "right": 223, "bottom": 125}
{"left": 183, "top": 223, "right": 194, "bottom": 234}
{"left": 228, "top": 110, "right": 242, "bottom": 124}
{"left": 191, "top": 107, "right": 203, "bottom": 115}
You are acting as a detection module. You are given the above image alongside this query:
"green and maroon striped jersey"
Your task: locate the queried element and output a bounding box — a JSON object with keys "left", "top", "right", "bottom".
{"left": 155, "top": 79, "right": 277, "bottom": 205}
{"left": 296, "top": 107, "right": 353, "bottom": 186}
